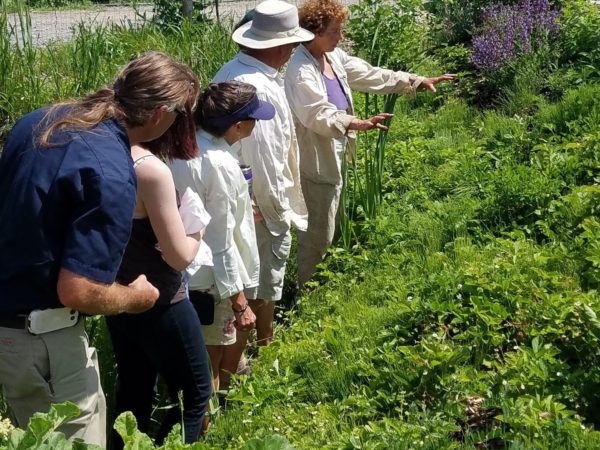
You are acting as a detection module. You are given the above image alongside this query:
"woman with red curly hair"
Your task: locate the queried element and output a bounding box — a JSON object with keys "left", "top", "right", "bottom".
{"left": 286, "top": 0, "right": 454, "bottom": 288}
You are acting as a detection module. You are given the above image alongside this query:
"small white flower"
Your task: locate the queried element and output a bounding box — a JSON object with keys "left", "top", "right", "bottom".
{"left": 556, "top": 372, "right": 562, "bottom": 377}
{"left": 457, "top": 284, "right": 463, "bottom": 290}
{"left": 407, "top": 296, "right": 413, "bottom": 301}
{"left": 0, "top": 418, "right": 15, "bottom": 441}
{"left": 521, "top": 383, "right": 525, "bottom": 390}
{"left": 502, "top": 379, "right": 508, "bottom": 386}
{"left": 456, "top": 293, "right": 462, "bottom": 300}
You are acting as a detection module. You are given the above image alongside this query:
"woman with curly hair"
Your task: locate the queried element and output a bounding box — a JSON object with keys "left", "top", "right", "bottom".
{"left": 285, "top": 0, "right": 454, "bottom": 287}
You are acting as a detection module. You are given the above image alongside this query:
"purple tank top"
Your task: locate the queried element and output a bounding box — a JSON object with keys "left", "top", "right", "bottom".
{"left": 323, "top": 72, "right": 349, "bottom": 111}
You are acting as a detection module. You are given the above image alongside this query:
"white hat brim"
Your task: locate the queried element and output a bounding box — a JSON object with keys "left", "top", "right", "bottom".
{"left": 232, "top": 21, "right": 314, "bottom": 49}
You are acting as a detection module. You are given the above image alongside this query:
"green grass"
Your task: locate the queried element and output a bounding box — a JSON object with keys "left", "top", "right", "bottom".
{"left": 2, "top": 1, "right": 600, "bottom": 448}
{"left": 201, "top": 76, "right": 600, "bottom": 448}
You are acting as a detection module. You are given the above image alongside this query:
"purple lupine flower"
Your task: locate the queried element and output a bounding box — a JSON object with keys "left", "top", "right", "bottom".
{"left": 471, "top": 0, "right": 560, "bottom": 71}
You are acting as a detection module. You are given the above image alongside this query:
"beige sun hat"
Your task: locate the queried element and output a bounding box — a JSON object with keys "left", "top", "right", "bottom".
{"left": 232, "top": 0, "right": 314, "bottom": 50}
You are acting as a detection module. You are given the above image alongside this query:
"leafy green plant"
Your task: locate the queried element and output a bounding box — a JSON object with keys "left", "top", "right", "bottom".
{"left": 2, "top": 402, "right": 102, "bottom": 450}
{"left": 559, "top": 0, "right": 600, "bottom": 79}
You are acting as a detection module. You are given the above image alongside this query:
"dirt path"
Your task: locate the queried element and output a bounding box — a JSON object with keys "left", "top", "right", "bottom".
{"left": 7, "top": 1, "right": 357, "bottom": 47}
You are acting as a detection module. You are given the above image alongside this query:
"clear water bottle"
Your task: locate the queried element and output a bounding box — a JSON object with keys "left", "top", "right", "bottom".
{"left": 239, "top": 164, "right": 253, "bottom": 199}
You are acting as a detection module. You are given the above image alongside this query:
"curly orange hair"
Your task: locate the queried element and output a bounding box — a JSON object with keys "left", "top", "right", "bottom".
{"left": 299, "top": 0, "right": 349, "bottom": 35}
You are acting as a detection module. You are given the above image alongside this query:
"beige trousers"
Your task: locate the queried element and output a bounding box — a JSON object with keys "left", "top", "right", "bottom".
{"left": 0, "top": 320, "right": 106, "bottom": 447}
{"left": 297, "top": 177, "right": 342, "bottom": 288}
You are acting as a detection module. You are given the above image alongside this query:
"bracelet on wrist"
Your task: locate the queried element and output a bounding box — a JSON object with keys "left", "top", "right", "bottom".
{"left": 232, "top": 302, "right": 248, "bottom": 314}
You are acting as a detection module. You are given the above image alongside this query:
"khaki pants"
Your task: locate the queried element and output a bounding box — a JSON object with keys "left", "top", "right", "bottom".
{"left": 0, "top": 320, "right": 106, "bottom": 447}
{"left": 297, "top": 178, "right": 342, "bottom": 288}
{"left": 246, "top": 220, "right": 292, "bottom": 301}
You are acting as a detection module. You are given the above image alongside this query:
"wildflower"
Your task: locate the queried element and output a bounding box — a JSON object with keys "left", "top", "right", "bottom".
{"left": 0, "top": 418, "right": 14, "bottom": 442}
{"left": 472, "top": 0, "right": 560, "bottom": 71}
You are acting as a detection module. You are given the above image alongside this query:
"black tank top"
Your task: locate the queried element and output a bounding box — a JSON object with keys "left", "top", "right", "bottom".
{"left": 116, "top": 217, "right": 183, "bottom": 306}
{"left": 116, "top": 154, "right": 183, "bottom": 306}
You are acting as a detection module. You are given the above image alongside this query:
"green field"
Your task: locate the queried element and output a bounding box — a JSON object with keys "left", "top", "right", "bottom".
{"left": 2, "top": 0, "right": 600, "bottom": 448}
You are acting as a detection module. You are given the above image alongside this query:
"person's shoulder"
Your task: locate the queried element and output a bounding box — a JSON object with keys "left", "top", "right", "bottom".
{"left": 19, "top": 106, "right": 51, "bottom": 127}
{"left": 73, "top": 120, "right": 132, "bottom": 177}
{"left": 213, "top": 55, "right": 254, "bottom": 81}
{"left": 6, "top": 106, "right": 56, "bottom": 147}
{"left": 203, "top": 146, "right": 234, "bottom": 173}
{"left": 286, "top": 50, "right": 305, "bottom": 73}
{"left": 135, "top": 152, "right": 169, "bottom": 176}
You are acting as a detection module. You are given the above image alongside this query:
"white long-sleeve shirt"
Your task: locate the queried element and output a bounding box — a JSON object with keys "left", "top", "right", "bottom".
{"left": 285, "top": 45, "right": 425, "bottom": 185}
{"left": 212, "top": 52, "right": 307, "bottom": 236}
{"left": 170, "top": 131, "right": 259, "bottom": 299}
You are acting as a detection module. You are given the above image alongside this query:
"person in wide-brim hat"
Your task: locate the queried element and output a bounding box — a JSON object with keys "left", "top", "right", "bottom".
{"left": 210, "top": 0, "right": 314, "bottom": 372}
{"left": 232, "top": 0, "right": 314, "bottom": 49}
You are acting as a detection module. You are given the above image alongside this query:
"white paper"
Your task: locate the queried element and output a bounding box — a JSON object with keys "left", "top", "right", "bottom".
{"left": 178, "top": 187, "right": 214, "bottom": 275}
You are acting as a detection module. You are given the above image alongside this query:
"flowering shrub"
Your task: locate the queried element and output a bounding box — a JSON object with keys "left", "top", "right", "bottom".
{"left": 472, "top": 0, "right": 560, "bottom": 71}
{"left": 0, "top": 416, "right": 14, "bottom": 445}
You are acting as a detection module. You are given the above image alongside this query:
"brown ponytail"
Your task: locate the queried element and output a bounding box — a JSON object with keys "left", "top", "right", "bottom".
{"left": 38, "top": 51, "right": 199, "bottom": 151}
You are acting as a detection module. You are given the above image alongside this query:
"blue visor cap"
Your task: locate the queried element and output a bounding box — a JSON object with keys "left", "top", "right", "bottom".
{"left": 202, "top": 94, "right": 276, "bottom": 129}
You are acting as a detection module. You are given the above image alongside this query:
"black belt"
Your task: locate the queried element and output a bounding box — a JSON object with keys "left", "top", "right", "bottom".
{"left": 0, "top": 314, "right": 28, "bottom": 329}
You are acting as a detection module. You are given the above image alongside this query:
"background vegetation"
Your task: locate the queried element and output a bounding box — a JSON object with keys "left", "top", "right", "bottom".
{"left": 2, "top": 0, "right": 600, "bottom": 448}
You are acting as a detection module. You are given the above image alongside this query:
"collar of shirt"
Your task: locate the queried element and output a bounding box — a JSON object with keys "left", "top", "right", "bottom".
{"left": 237, "top": 52, "right": 280, "bottom": 79}
{"left": 297, "top": 44, "right": 346, "bottom": 84}
{"left": 197, "top": 129, "right": 241, "bottom": 160}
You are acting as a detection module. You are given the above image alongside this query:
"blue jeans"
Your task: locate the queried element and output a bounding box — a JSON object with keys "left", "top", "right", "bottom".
{"left": 106, "top": 298, "right": 211, "bottom": 446}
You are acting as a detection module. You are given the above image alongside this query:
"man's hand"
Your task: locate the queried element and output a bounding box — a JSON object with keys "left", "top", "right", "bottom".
{"left": 57, "top": 268, "right": 159, "bottom": 316}
{"left": 126, "top": 275, "right": 160, "bottom": 313}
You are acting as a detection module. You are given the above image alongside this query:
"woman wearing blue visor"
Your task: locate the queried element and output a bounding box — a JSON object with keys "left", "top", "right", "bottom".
{"left": 171, "top": 81, "right": 275, "bottom": 393}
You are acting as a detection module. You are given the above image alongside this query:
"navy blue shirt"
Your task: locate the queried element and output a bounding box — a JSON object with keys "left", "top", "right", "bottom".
{"left": 0, "top": 107, "right": 137, "bottom": 314}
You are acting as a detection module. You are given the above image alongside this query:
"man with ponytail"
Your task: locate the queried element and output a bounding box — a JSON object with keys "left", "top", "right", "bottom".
{"left": 0, "top": 51, "right": 198, "bottom": 447}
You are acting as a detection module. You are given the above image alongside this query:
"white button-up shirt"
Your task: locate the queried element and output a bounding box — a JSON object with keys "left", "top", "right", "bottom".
{"left": 170, "top": 131, "right": 259, "bottom": 299}
{"left": 212, "top": 52, "right": 307, "bottom": 236}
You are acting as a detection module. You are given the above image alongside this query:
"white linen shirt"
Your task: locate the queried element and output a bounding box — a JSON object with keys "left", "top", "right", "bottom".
{"left": 170, "top": 131, "right": 259, "bottom": 299}
{"left": 285, "top": 45, "right": 425, "bottom": 185}
{"left": 212, "top": 52, "right": 307, "bottom": 235}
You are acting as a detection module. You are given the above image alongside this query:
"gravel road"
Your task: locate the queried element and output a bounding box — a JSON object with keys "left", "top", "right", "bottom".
{"left": 7, "top": 1, "right": 357, "bottom": 47}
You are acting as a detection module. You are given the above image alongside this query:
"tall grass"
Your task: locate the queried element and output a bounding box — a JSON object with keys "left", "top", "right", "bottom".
{"left": 0, "top": 4, "right": 235, "bottom": 147}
